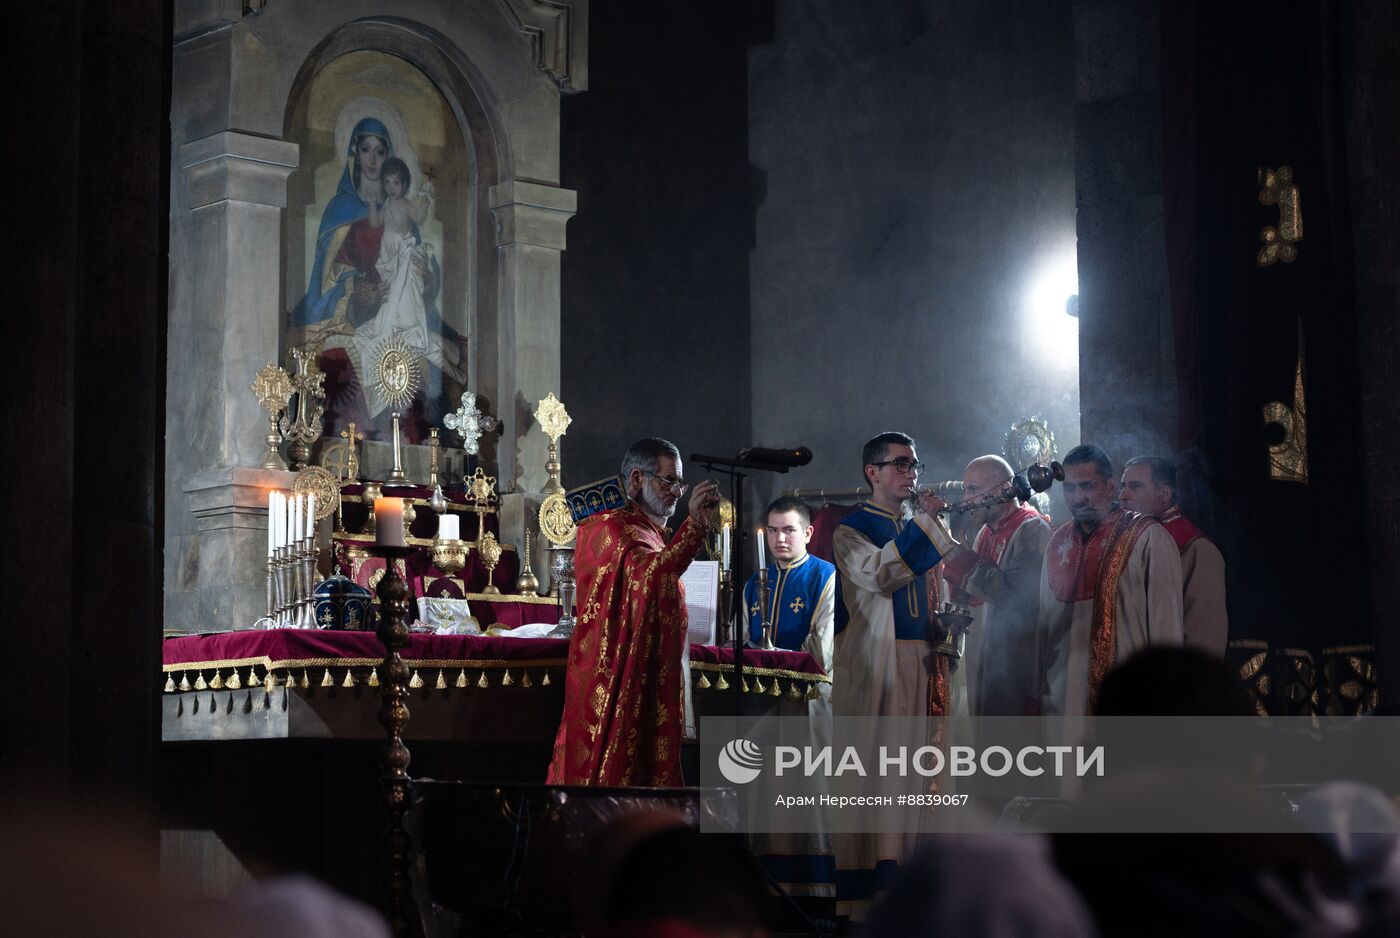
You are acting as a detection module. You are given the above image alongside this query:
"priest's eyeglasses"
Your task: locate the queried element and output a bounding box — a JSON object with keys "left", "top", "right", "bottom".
{"left": 871, "top": 458, "right": 925, "bottom": 474}
{"left": 643, "top": 470, "right": 689, "bottom": 493}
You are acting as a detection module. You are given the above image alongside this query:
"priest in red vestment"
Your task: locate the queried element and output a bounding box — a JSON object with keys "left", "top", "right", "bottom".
{"left": 547, "top": 438, "right": 720, "bottom": 787}
{"left": 1037, "top": 444, "right": 1184, "bottom": 715}
{"left": 940, "top": 455, "right": 1051, "bottom": 717}
{"left": 1119, "top": 455, "right": 1229, "bottom": 657}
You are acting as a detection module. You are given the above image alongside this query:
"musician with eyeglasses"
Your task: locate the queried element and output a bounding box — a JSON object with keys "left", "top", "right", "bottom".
{"left": 547, "top": 437, "right": 721, "bottom": 787}
{"left": 939, "top": 454, "right": 1052, "bottom": 717}
{"left": 830, "top": 431, "right": 960, "bottom": 920}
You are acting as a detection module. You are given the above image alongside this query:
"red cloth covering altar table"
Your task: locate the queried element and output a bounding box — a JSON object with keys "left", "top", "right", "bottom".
{"left": 162, "top": 630, "right": 829, "bottom": 686}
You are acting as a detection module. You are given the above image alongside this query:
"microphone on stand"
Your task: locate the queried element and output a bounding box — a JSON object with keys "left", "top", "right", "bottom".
{"left": 736, "top": 446, "right": 812, "bottom": 469}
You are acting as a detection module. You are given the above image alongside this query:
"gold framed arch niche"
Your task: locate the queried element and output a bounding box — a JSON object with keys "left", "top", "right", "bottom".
{"left": 284, "top": 49, "right": 472, "bottom": 446}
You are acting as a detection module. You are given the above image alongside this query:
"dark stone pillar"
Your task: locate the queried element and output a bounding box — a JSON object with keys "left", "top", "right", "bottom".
{"left": 1073, "top": 0, "right": 1176, "bottom": 464}
{"left": 8, "top": 0, "right": 169, "bottom": 801}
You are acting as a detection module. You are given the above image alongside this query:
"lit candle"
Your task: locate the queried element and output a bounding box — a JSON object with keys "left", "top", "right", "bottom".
{"left": 439, "top": 514, "right": 460, "bottom": 541}
{"left": 720, "top": 523, "right": 731, "bottom": 571}
{"left": 376, "top": 497, "right": 406, "bottom": 547}
{"left": 272, "top": 492, "right": 284, "bottom": 549}
{"left": 267, "top": 491, "right": 277, "bottom": 558}
{"left": 756, "top": 527, "right": 766, "bottom": 569}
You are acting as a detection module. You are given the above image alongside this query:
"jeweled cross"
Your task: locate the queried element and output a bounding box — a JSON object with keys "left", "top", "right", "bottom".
{"left": 445, "top": 391, "right": 494, "bottom": 455}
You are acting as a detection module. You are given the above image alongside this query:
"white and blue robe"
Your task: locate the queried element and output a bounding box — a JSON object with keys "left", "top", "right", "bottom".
{"left": 831, "top": 502, "right": 956, "bottom": 919}
{"left": 742, "top": 553, "right": 837, "bottom": 902}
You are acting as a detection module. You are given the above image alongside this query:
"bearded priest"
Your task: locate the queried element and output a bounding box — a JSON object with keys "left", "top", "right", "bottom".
{"left": 546, "top": 438, "right": 721, "bottom": 787}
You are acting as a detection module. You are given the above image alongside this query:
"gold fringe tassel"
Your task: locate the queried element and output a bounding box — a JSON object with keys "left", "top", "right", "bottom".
{"left": 247, "top": 668, "right": 261, "bottom": 687}
{"left": 807, "top": 683, "right": 820, "bottom": 701}
{"left": 501, "top": 669, "right": 514, "bottom": 687}
{"left": 299, "top": 669, "right": 310, "bottom": 689}
{"left": 768, "top": 679, "right": 782, "bottom": 697}
{"left": 227, "top": 670, "right": 242, "bottom": 690}
{"left": 455, "top": 669, "right": 468, "bottom": 688}
{"left": 477, "top": 671, "right": 490, "bottom": 689}
{"left": 435, "top": 670, "right": 447, "bottom": 690}
{"left": 715, "top": 673, "right": 730, "bottom": 691}
{"left": 542, "top": 671, "right": 552, "bottom": 687}
{"left": 320, "top": 669, "right": 334, "bottom": 688}
{"left": 697, "top": 672, "right": 712, "bottom": 690}
{"left": 368, "top": 668, "right": 380, "bottom": 687}
{"left": 753, "top": 677, "right": 766, "bottom": 695}
{"left": 265, "top": 671, "right": 279, "bottom": 689}
{"left": 522, "top": 670, "right": 533, "bottom": 688}
{"left": 194, "top": 673, "right": 208, "bottom": 691}
{"left": 786, "top": 681, "right": 802, "bottom": 700}
{"left": 409, "top": 670, "right": 424, "bottom": 689}
{"left": 342, "top": 669, "right": 355, "bottom": 688}
{"left": 209, "top": 671, "right": 224, "bottom": 690}
{"left": 742, "top": 677, "right": 750, "bottom": 694}
{"left": 164, "top": 675, "right": 176, "bottom": 694}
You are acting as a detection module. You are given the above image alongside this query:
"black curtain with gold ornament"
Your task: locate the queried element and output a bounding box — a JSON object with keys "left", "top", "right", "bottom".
{"left": 1161, "top": 0, "right": 1375, "bottom": 713}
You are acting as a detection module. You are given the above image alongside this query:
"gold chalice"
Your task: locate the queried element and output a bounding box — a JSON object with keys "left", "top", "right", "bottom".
{"left": 431, "top": 538, "right": 469, "bottom": 576}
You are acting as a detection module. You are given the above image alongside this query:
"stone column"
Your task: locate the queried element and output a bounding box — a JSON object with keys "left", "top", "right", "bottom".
{"left": 490, "top": 180, "right": 575, "bottom": 585}
{"left": 165, "top": 131, "right": 299, "bottom": 632}
{"left": 1072, "top": 0, "right": 1176, "bottom": 460}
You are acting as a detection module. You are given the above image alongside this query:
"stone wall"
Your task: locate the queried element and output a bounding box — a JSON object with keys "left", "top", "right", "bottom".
{"left": 747, "top": 0, "right": 1081, "bottom": 511}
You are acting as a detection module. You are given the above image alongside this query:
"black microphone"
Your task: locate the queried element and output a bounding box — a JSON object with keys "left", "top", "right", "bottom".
{"left": 736, "top": 446, "right": 812, "bottom": 468}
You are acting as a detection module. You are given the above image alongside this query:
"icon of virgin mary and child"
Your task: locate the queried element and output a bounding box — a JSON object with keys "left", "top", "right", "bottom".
{"left": 292, "top": 114, "right": 468, "bottom": 441}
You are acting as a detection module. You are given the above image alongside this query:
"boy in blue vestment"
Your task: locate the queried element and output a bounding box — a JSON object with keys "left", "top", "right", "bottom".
{"left": 744, "top": 497, "right": 836, "bottom": 663}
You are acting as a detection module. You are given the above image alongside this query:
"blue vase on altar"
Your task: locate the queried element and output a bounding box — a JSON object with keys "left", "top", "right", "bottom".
{"left": 314, "top": 574, "right": 373, "bottom": 631}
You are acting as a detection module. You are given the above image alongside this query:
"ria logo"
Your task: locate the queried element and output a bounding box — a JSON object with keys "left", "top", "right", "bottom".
{"left": 717, "top": 738, "right": 764, "bottom": 785}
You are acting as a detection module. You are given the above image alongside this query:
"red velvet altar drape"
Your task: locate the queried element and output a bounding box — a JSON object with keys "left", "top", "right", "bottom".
{"left": 1161, "top": 0, "right": 1367, "bottom": 650}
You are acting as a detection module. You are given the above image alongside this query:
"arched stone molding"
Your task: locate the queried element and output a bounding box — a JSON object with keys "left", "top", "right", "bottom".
{"left": 166, "top": 1, "right": 581, "bottom": 632}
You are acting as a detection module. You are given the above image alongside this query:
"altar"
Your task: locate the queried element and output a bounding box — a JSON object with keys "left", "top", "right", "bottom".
{"left": 161, "top": 629, "right": 830, "bottom": 744}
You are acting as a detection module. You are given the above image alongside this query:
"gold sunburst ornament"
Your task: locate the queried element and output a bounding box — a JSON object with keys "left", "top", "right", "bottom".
{"left": 534, "top": 393, "right": 572, "bottom": 497}
{"left": 372, "top": 338, "right": 421, "bottom": 486}
{"left": 372, "top": 337, "right": 422, "bottom": 411}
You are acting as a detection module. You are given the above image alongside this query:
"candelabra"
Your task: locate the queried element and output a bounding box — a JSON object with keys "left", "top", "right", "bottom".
{"left": 751, "top": 568, "right": 776, "bottom": 650}
{"left": 716, "top": 567, "right": 735, "bottom": 645}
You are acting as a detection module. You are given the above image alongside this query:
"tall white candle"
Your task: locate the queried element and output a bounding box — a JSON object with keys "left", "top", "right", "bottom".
{"left": 272, "top": 492, "right": 284, "bottom": 549}
{"left": 307, "top": 493, "right": 316, "bottom": 540}
{"left": 267, "top": 492, "right": 276, "bottom": 558}
{"left": 376, "top": 497, "right": 406, "bottom": 547}
{"left": 720, "top": 523, "right": 731, "bottom": 571}
{"left": 756, "top": 527, "right": 766, "bottom": 569}
{"left": 439, "top": 514, "right": 460, "bottom": 541}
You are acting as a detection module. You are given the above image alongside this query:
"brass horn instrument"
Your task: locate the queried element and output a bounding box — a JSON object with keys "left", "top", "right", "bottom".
{"left": 917, "top": 462, "right": 1065, "bottom": 515}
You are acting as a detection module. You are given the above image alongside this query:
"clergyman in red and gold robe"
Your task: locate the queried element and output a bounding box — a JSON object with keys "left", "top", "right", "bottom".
{"left": 1037, "top": 446, "right": 1184, "bottom": 716}
{"left": 547, "top": 438, "right": 719, "bottom": 787}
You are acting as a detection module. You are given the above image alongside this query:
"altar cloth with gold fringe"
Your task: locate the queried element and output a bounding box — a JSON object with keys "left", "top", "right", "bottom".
{"left": 161, "top": 630, "right": 829, "bottom": 699}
